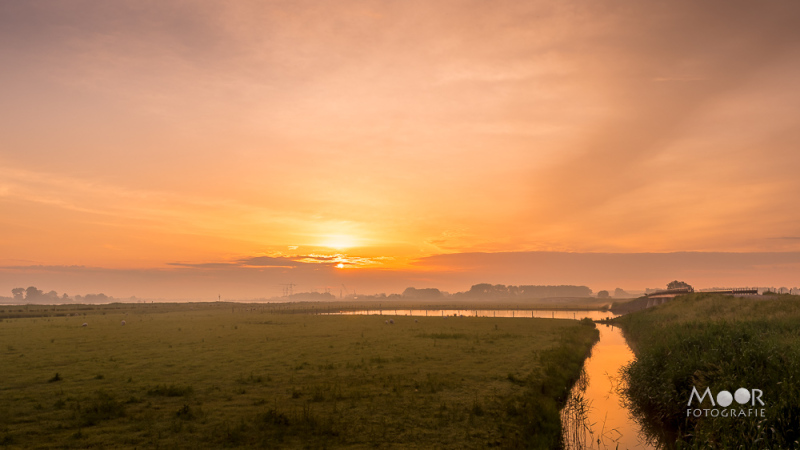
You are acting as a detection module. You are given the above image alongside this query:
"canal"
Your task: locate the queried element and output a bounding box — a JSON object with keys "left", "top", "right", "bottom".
{"left": 561, "top": 323, "right": 656, "bottom": 449}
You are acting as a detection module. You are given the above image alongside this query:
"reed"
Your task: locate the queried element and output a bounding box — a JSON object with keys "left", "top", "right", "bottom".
{"left": 616, "top": 293, "right": 800, "bottom": 448}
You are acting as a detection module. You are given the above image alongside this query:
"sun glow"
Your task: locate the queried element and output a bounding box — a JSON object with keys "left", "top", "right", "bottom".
{"left": 319, "top": 235, "right": 358, "bottom": 250}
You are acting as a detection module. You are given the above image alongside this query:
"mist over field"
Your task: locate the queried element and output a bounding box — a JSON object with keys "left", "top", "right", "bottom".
{"left": 2, "top": 251, "right": 799, "bottom": 301}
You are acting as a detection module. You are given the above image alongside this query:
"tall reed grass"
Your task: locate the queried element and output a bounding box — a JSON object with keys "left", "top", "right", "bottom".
{"left": 617, "top": 293, "right": 800, "bottom": 448}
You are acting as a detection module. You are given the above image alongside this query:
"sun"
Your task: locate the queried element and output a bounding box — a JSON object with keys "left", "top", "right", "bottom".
{"left": 319, "top": 234, "right": 357, "bottom": 250}
{"left": 335, "top": 263, "right": 345, "bottom": 269}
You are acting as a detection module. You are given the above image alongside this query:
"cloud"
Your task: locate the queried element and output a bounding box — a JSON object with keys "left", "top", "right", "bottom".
{"left": 236, "top": 256, "right": 303, "bottom": 267}
{"left": 3, "top": 251, "right": 800, "bottom": 301}
{"left": 165, "top": 262, "right": 238, "bottom": 269}
{"left": 290, "top": 255, "right": 337, "bottom": 262}
{"left": 652, "top": 77, "right": 707, "bottom": 82}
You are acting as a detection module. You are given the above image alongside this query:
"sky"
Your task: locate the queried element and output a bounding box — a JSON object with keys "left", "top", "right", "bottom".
{"left": 2, "top": 1, "right": 800, "bottom": 299}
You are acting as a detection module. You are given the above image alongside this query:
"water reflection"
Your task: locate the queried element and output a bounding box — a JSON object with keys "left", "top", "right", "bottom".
{"left": 562, "top": 324, "right": 657, "bottom": 449}
{"left": 324, "top": 309, "right": 617, "bottom": 321}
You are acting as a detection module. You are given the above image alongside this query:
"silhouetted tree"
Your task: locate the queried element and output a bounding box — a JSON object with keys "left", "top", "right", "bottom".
{"left": 517, "top": 285, "right": 593, "bottom": 298}
{"left": 455, "top": 284, "right": 592, "bottom": 299}
{"left": 25, "top": 286, "right": 43, "bottom": 300}
{"left": 9, "top": 286, "right": 66, "bottom": 304}
{"left": 597, "top": 290, "right": 610, "bottom": 298}
{"left": 667, "top": 280, "right": 692, "bottom": 290}
{"left": 402, "top": 287, "right": 443, "bottom": 299}
{"left": 466, "top": 283, "right": 509, "bottom": 297}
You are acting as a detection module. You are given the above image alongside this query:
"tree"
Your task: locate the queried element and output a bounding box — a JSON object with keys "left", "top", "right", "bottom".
{"left": 466, "top": 283, "right": 508, "bottom": 297}
{"left": 25, "top": 286, "right": 44, "bottom": 300}
{"left": 597, "top": 290, "right": 610, "bottom": 298}
{"left": 667, "top": 280, "right": 692, "bottom": 290}
{"left": 11, "top": 288, "right": 24, "bottom": 300}
{"left": 402, "top": 287, "right": 443, "bottom": 299}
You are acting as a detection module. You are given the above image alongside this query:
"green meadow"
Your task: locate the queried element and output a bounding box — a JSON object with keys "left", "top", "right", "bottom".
{"left": 0, "top": 303, "right": 597, "bottom": 448}
{"left": 615, "top": 293, "right": 800, "bottom": 449}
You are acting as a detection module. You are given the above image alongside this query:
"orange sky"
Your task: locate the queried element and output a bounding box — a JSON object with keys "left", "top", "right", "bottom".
{"left": 1, "top": 1, "right": 800, "bottom": 298}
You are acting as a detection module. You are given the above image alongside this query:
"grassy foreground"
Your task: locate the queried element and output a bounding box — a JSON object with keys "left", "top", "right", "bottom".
{"left": 615, "top": 293, "right": 800, "bottom": 449}
{"left": 0, "top": 303, "right": 597, "bottom": 448}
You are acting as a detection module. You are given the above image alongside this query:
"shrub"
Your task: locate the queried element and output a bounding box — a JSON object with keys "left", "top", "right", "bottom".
{"left": 78, "top": 390, "right": 125, "bottom": 426}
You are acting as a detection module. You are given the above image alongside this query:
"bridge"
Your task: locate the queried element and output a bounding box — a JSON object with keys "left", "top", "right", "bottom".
{"left": 697, "top": 288, "right": 759, "bottom": 296}
{"left": 641, "top": 288, "right": 694, "bottom": 308}
{"left": 641, "top": 287, "right": 760, "bottom": 308}
{"left": 643, "top": 287, "right": 694, "bottom": 299}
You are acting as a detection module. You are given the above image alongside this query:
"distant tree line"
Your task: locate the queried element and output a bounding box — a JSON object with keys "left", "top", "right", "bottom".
{"left": 614, "top": 288, "right": 632, "bottom": 297}
{"left": 454, "top": 283, "right": 593, "bottom": 299}
{"left": 12, "top": 286, "right": 66, "bottom": 303}
{"left": 284, "top": 292, "right": 336, "bottom": 301}
{"left": 400, "top": 283, "right": 593, "bottom": 300}
{"left": 8, "top": 286, "right": 114, "bottom": 304}
{"left": 401, "top": 287, "right": 445, "bottom": 299}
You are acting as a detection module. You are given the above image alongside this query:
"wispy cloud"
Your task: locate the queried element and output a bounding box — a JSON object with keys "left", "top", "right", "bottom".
{"left": 165, "top": 262, "right": 238, "bottom": 269}
{"left": 652, "top": 77, "right": 706, "bottom": 82}
{"left": 237, "top": 256, "right": 302, "bottom": 267}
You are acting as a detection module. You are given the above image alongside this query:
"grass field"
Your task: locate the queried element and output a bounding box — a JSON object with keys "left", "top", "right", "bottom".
{"left": 614, "top": 293, "right": 800, "bottom": 449}
{"left": 0, "top": 303, "right": 597, "bottom": 448}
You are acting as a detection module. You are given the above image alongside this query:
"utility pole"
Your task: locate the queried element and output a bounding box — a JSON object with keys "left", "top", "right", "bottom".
{"left": 279, "top": 283, "right": 296, "bottom": 297}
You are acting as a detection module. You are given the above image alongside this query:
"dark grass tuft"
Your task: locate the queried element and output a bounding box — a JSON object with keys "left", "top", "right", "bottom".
{"left": 77, "top": 390, "right": 126, "bottom": 427}
{"left": 147, "top": 384, "right": 194, "bottom": 397}
{"left": 417, "top": 332, "right": 468, "bottom": 339}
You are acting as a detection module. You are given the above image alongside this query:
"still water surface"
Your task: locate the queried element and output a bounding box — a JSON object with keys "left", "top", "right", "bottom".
{"left": 325, "top": 309, "right": 617, "bottom": 321}
{"left": 562, "top": 324, "right": 656, "bottom": 449}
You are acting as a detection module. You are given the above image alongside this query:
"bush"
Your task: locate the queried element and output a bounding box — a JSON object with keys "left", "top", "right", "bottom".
{"left": 78, "top": 390, "right": 125, "bottom": 426}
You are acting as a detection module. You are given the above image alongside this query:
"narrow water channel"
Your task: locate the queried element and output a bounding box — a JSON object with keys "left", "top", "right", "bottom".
{"left": 561, "top": 324, "right": 656, "bottom": 449}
